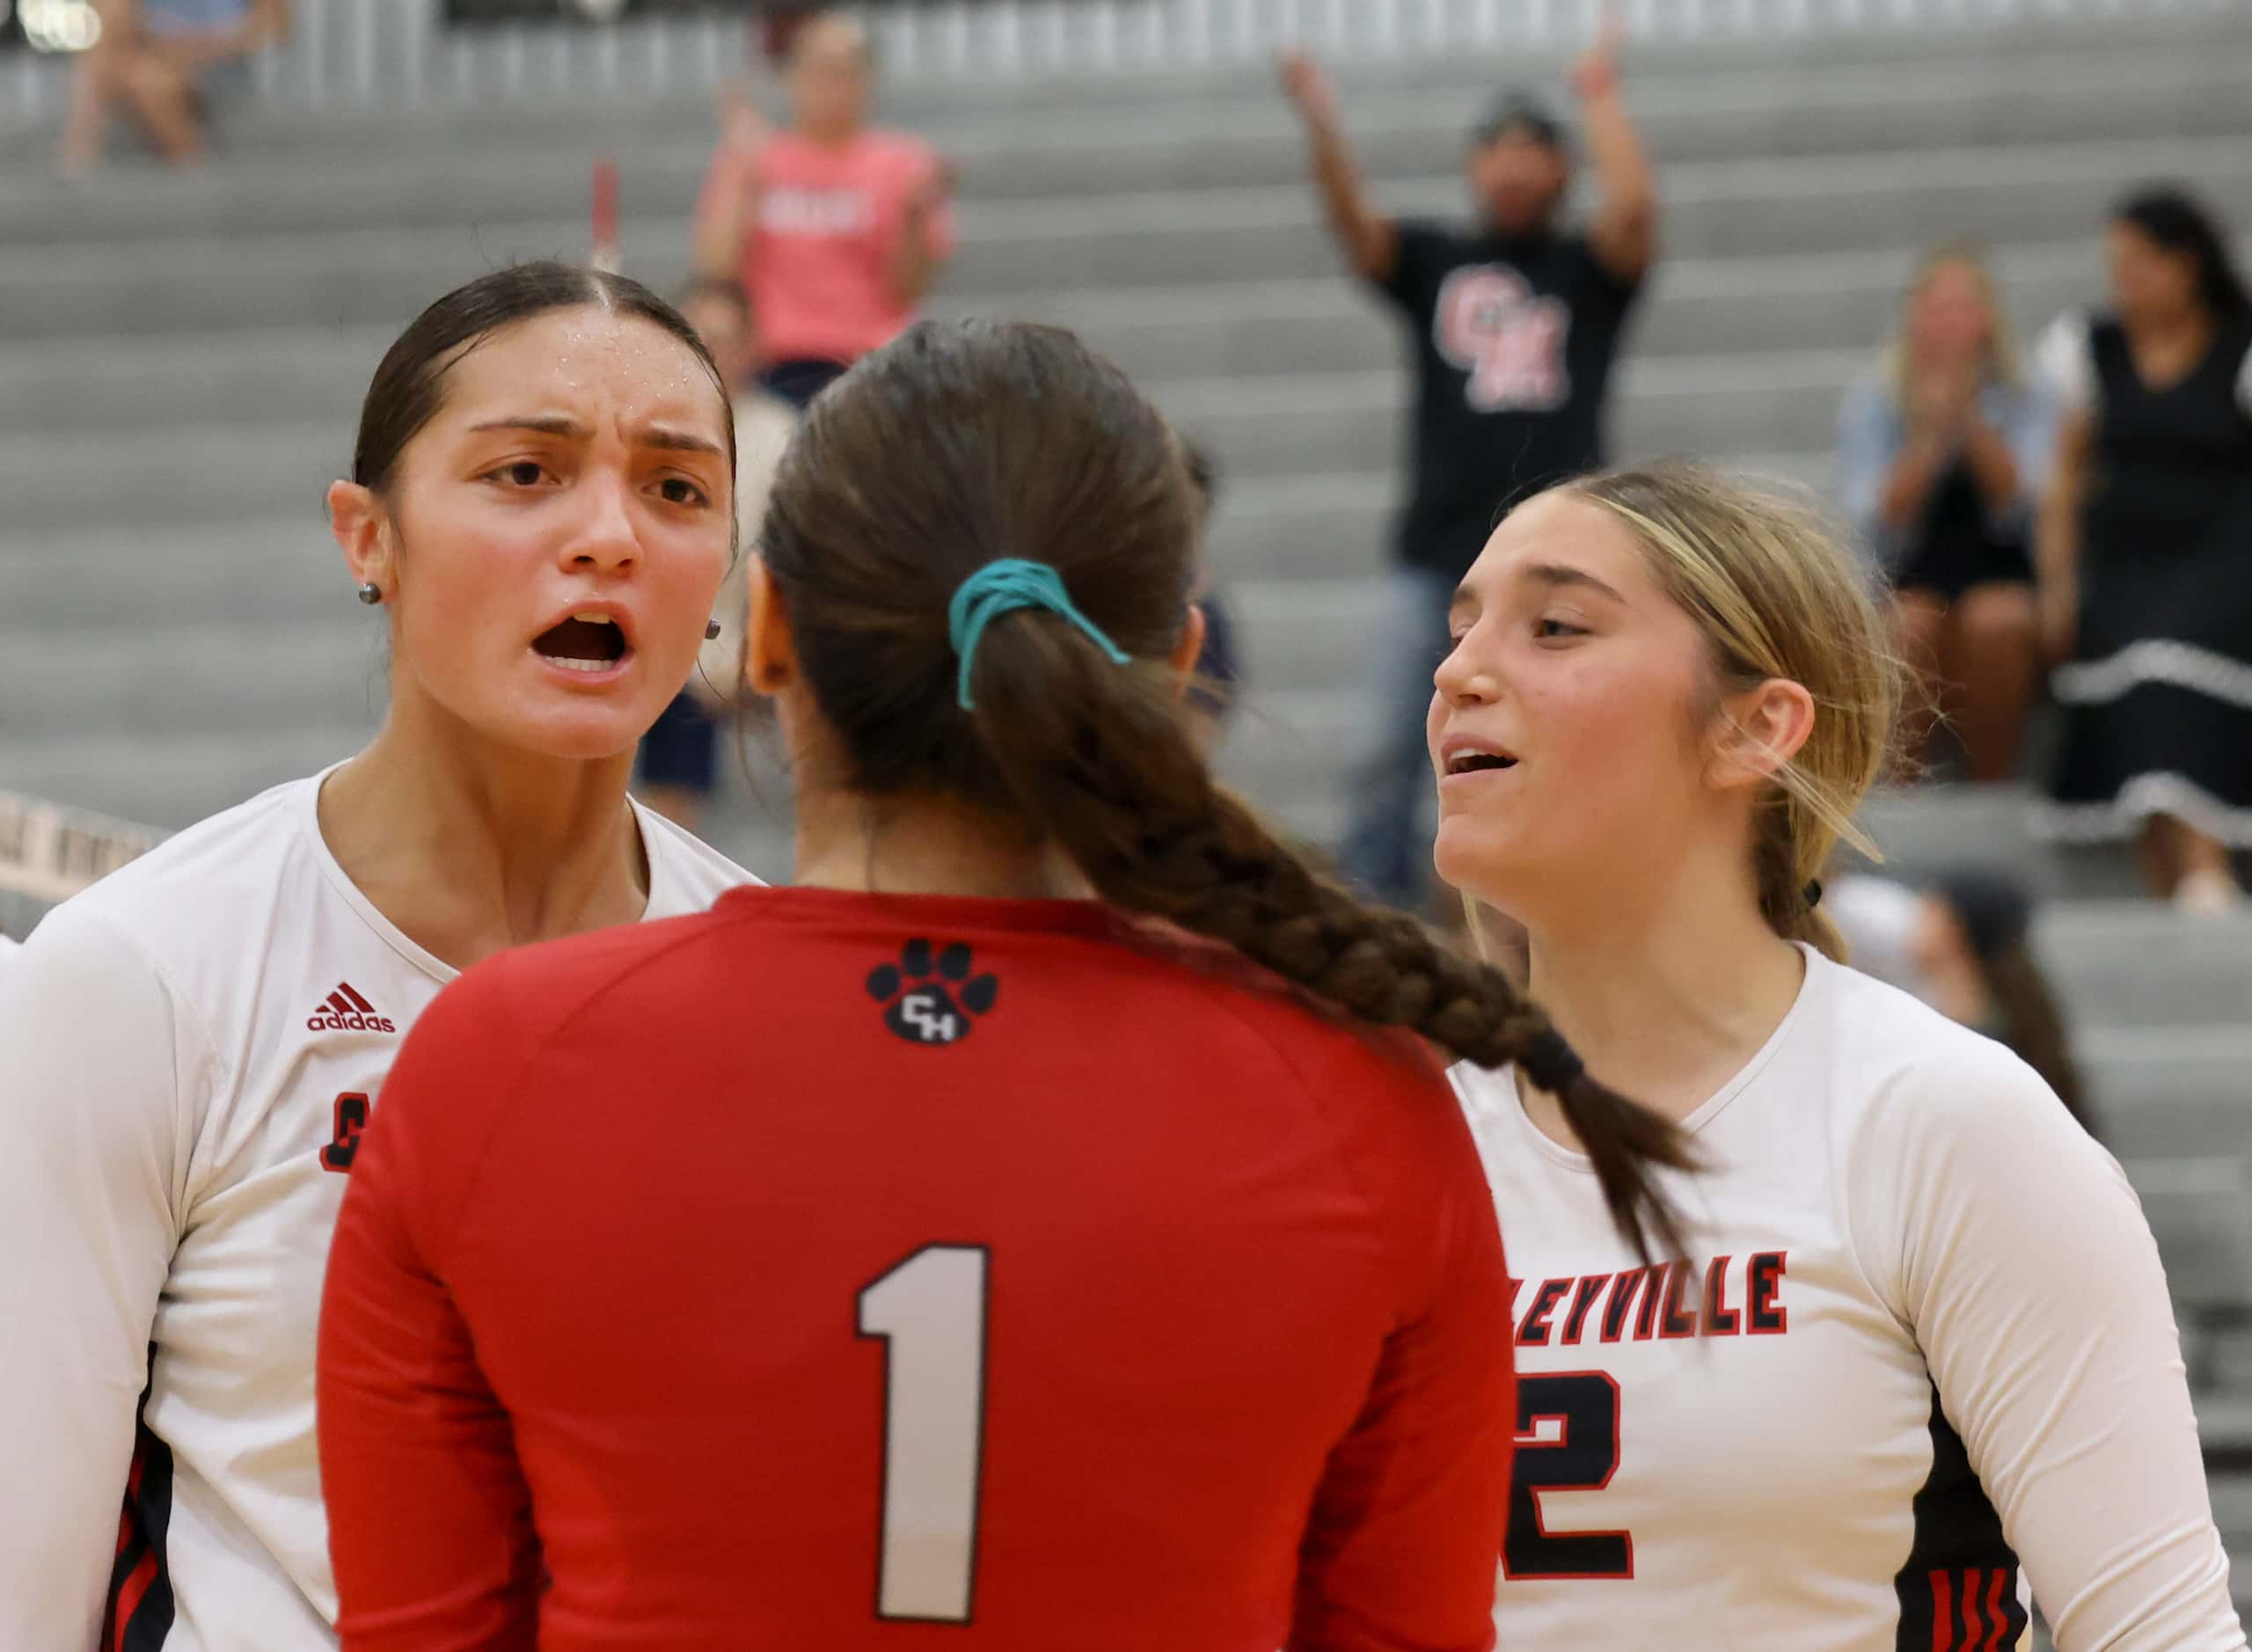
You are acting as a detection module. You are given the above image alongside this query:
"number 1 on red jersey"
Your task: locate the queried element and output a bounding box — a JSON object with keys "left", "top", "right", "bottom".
{"left": 858, "top": 1245, "right": 991, "bottom": 1623}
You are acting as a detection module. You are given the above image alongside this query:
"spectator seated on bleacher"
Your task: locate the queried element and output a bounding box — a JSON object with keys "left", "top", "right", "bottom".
{"left": 59, "top": 0, "right": 289, "bottom": 174}
{"left": 1838, "top": 245, "right": 2044, "bottom": 785}
{"left": 2035, "top": 187, "right": 2252, "bottom": 915}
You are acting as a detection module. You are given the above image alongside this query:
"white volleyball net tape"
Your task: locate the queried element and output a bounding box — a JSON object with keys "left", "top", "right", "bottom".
{"left": 0, "top": 790, "right": 168, "bottom": 939}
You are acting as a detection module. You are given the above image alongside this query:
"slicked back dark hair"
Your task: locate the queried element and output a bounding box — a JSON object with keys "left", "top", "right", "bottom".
{"left": 352, "top": 260, "right": 739, "bottom": 498}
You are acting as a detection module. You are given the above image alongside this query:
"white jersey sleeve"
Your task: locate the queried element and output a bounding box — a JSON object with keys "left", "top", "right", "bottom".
{"left": 1849, "top": 1037, "right": 2243, "bottom": 1650}
{"left": 0, "top": 903, "right": 206, "bottom": 1650}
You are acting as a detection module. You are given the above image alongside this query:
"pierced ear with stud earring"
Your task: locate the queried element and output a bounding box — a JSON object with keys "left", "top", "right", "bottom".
{"left": 356, "top": 582, "right": 382, "bottom": 606}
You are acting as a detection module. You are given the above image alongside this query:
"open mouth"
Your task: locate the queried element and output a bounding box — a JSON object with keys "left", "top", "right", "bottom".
{"left": 1446, "top": 751, "right": 1519, "bottom": 776}
{"left": 532, "top": 613, "right": 630, "bottom": 675}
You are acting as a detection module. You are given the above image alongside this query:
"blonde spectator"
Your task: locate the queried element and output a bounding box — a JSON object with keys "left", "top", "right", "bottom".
{"left": 1838, "top": 246, "right": 2045, "bottom": 781}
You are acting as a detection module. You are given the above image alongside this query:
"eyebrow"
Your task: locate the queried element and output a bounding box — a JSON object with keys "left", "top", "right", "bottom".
{"left": 468, "top": 416, "right": 727, "bottom": 458}
{"left": 1520, "top": 562, "right": 1627, "bottom": 603}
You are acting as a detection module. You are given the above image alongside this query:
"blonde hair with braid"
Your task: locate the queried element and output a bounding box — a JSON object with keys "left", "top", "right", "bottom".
{"left": 1560, "top": 464, "right": 1904, "bottom": 961}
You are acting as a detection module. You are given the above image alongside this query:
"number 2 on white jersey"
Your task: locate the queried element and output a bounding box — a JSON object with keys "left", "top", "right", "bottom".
{"left": 858, "top": 1245, "right": 991, "bottom": 1623}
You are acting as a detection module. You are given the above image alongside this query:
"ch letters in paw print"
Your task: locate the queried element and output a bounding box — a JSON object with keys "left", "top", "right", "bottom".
{"left": 867, "top": 939, "right": 999, "bottom": 1046}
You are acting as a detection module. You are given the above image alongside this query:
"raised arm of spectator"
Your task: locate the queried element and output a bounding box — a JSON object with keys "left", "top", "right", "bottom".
{"left": 694, "top": 166, "right": 750, "bottom": 289}
{"left": 1278, "top": 52, "right": 1398, "bottom": 286}
{"left": 693, "top": 100, "right": 766, "bottom": 289}
{"left": 888, "top": 157, "right": 958, "bottom": 311}
{"left": 1576, "top": 17, "right": 1659, "bottom": 285}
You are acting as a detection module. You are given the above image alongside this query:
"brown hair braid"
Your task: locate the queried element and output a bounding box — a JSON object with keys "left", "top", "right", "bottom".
{"left": 762, "top": 319, "right": 1694, "bottom": 1259}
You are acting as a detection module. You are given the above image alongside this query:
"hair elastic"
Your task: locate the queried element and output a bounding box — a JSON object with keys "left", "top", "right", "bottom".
{"left": 947, "top": 559, "right": 1129, "bottom": 711}
{"left": 1520, "top": 1027, "right": 1586, "bottom": 1095}
{"left": 1803, "top": 880, "right": 1824, "bottom": 909}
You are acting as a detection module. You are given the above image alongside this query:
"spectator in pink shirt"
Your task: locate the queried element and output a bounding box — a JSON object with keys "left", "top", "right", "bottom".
{"left": 693, "top": 11, "right": 957, "bottom": 410}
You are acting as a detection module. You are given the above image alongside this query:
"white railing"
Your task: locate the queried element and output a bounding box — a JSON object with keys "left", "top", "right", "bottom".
{"left": 0, "top": 790, "right": 166, "bottom": 943}
{"left": 4, "top": 0, "right": 2234, "bottom": 121}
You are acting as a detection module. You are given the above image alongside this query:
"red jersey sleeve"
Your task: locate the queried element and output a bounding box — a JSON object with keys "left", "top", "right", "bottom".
{"left": 318, "top": 959, "right": 543, "bottom": 1652}
{"left": 1289, "top": 1035, "right": 1515, "bottom": 1652}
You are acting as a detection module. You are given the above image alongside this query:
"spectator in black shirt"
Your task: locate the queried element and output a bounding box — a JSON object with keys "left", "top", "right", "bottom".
{"left": 2037, "top": 188, "right": 2252, "bottom": 912}
{"left": 1281, "top": 21, "right": 1657, "bottom": 907}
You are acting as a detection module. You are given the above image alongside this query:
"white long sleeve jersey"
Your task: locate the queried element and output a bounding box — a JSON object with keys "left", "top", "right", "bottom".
{"left": 0, "top": 771, "right": 754, "bottom": 1652}
{"left": 1454, "top": 947, "right": 2245, "bottom": 1652}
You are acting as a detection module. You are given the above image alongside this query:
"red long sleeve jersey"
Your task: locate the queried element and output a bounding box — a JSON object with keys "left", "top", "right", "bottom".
{"left": 317, "top": 886, "right": 1513, "bottom": 1652}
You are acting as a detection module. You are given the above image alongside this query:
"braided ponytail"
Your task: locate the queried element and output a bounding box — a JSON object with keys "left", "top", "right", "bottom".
{"left": 761, "top": 318, "right": 1695, "bottom": 1261}
{"left": 959, "top": 618, "right": 1695, "bottom": 1262}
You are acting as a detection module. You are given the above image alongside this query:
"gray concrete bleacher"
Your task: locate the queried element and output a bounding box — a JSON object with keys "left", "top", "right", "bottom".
{"left": 8, "top": 15, "right": 2252, "bottom": 853}
{"left": 4, "top": 7, "right": 2252, "bottom": 1594}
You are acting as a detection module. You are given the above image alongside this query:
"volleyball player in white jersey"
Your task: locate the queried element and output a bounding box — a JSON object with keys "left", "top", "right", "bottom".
{"left": 0, "top": 262, "right": 753, "bottom": 1652}
{"left": 1435, "top": 463, "right": 2243, "bottom": 1650}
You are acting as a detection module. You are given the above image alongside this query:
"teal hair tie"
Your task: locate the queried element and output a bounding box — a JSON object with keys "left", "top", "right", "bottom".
{"left": 947, "top": 559, "right": 1130, "bottom": 710}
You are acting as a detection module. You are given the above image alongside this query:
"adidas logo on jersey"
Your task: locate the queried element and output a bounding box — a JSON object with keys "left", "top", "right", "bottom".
{"left": 306, "top": 983, "right": 396, "bottom": 1034}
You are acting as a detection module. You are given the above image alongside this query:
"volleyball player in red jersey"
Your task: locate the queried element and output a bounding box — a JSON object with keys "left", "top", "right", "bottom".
{"left": 317, "top": 320, "right": 1691, "bottom": 1651}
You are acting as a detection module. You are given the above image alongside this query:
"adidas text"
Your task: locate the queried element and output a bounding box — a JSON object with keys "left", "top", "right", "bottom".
{"left": 307, "top": 1010, "right": 397, "bottom": 1034}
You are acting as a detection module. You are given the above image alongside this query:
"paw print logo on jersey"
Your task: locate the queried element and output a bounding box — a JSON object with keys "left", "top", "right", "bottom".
{"left": 867, "top": 939, "right": 998, "bottom": 1047}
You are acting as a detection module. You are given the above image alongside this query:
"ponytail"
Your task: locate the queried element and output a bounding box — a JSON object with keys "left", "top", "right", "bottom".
{"left": 1753, "top": 800, "right": 1848, "bottom": 964}
{"left": 761, "top": 318, "right": 1696, "bottom": 1261}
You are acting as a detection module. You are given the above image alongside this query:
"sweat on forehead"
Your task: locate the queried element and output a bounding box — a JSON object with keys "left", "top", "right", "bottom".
{"left": 353, "top": 265, "right": 736, "bottom": 496}
{"left": 427, "top": 312, "right": 707, "bottom": 413}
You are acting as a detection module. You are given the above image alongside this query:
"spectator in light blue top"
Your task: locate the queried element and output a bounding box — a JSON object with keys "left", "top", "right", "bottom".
{"left": 1838, "top": 245, "right": 2050, "bottom": 781}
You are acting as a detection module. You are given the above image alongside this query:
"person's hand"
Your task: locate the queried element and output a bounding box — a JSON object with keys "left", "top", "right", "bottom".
{"left": 718, "top": 84, "right": 773, "bottom": 157}
{"left": 1907, "top": 359, "right": 1980, "bottom": 445}
{"left": 905, "top": 157, "right": 958, "bottom": 224}
{"left": 1573, "top": 7, "right": 1624, "bottom": 100}
{"left": 1277, "top": 51, "right": 1339, "bottom": 126}
{"left": 2038, "top": 578, "right": 2080, "bottom": 665}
